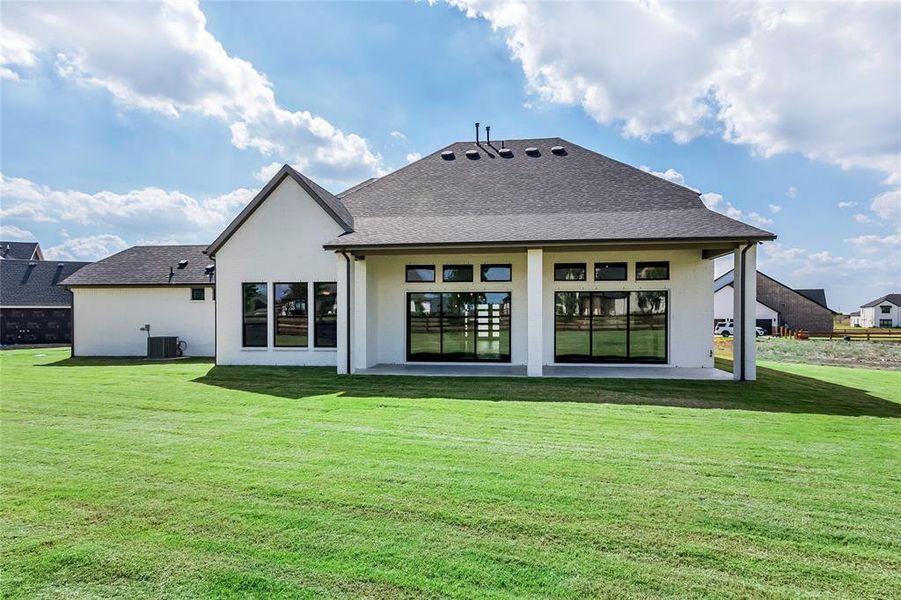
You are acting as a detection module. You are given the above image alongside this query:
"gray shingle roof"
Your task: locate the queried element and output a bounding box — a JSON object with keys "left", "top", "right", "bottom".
{"left": 60, "top": 245, "right": 214, "bottom": 287}
{"left": 0, "top": 259, "right": 89, "bottom": 307}
{"left": 862, "top": 293, "right": 901, "bottom": 308}
{"left": 325, "top": 137, "right": 775, "bottom": 249}
{"left": 795, "top": 288, "right": 829, "bottom": 309}
{"left": 0, "top": 241, "right": 41, "bottom": 260}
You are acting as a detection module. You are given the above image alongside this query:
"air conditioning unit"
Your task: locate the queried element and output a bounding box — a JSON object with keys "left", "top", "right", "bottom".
{"left": 147, "top": 336, "right": 179, "bottom": 359}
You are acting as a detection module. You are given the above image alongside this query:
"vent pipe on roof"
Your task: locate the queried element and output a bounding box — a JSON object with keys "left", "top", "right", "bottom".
{"left": 475, "top": 122, "right": 480, "bottom": 144}
{"left": 485, "top": 125, "right": 491, "bottom": 146}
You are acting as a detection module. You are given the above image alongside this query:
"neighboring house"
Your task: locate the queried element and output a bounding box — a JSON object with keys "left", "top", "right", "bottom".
{"left": 858, "top": 294, "right": 901, "bottom": 328}
{"left": 0, "top": 258, "right": 88, "bottom": 345}
{"left": 849, "top": 311, "right": 862, "bottom": 327}
{"left": 60, "top": 246, "right": 216, "bottom": 356}
{"left": 714, "top": 270, "right": 835, "bottom": 333}
{"left": 206, "top": 136, "right": 775, "bottom": 380}
{"left": 0, "top": 241, "right": 44, "bottom": 261}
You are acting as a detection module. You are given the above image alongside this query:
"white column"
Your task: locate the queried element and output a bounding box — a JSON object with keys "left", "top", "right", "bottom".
{"left": 732, "top": 243, "right": 758, "bottom": 381}
{"left": 336, "top": 252, "right": 349, "bottom": 374}
{"left": 351, "top": 257, "right": 367, "bottom": 373}
{"left": 527, "top": 248, "right": 544, "bottom": 377}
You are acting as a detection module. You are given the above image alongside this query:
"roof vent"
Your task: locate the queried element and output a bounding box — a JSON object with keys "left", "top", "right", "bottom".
{"left": 204, "top": 263, "right": 216, "bottom": 273}
{"left": 498, "top": 148, "right": 513, "bottom": 158}
{"left": 28, "top": 261, "right": 37, "bottom": 267}
{"left": 177, "top": 259, "right": 188, "bottom": 269}
{"left": 441, "top": 150, "right": 455, "bottom": 160}
{"left": 551, "top": 146, "right": 566, "bottom": 155}
{"left": 525, "top": 147, "right": 540, "bottom": 156}
{"left": 465, "top": 149, "right": 480, "bottom": 159}
{"left": 57, "top": 262, "right": 65, "bottom": 268}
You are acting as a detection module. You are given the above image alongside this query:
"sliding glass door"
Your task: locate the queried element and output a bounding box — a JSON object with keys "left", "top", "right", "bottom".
{"left": 555, "top": 291, "right": 667, "bottom": 363}
{"left": 408, "top": 292, "right": 511, "bottom": 362}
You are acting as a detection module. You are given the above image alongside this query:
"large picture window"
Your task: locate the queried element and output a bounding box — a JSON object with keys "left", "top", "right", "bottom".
{"left": 314, "top": 282, "right": 337, "bottom": 347}
{"left": 242, "top": 283, "right": 268, "bottom": 347}
{"left": 554, "top": 290, "right": 667, "bottom": 363}
{"left": 274, "top": 283, "right": 308, "bottom": 347}
{"left": 408, "top": 292, "right": 511, "bottom": 362}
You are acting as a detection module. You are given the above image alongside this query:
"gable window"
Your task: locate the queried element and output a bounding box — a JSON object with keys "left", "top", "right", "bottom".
{"left": 191, "top": 288, "right": 205, "bottom": 301}
{"left": 636, "top": 261, "right": 669, "bottom": 280}
{"left": 406, "top": 265, "right": 435, "bottom": 282}
{"left": 242, "top": 283, "right": 268, "bottom": 347}
{"left": 314, "top": 282, "right": 338, "bottom": 347}
{"left": 274, "top": 283, "right": 308, "bottom": 347}
{"left": 594, "top": 262, "right": 627, "bottom": 281}
{"left": 481, "top": 264, "right": 512, "bottom": 282}
{"left": 443, "top": 265, "right": 473, "bottom": 282}
{"left": 554, "top": 263, "right": 586, "bottom": 281}
{"left": 881, "top": 305, "right": 891, "bottom": 314}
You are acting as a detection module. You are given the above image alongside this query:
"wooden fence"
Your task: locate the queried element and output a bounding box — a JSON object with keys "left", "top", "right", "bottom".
{"left": 780, "top": 327, "right": 901, "bottom": 341}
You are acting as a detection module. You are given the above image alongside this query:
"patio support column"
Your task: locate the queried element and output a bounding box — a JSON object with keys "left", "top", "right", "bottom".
{"left": 527, "top": 248, "right": 544, "bottom": 377}
{"left": 351, "top": 256, "right": 367, "bottom": 373}
{"left": 732, "top": 243, "right": 758, "bottom": 381}
{"left": 336, "top": 252, "right": 350, "bottom": 374}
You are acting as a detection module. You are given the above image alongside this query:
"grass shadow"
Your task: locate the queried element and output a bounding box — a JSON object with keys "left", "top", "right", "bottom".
{"left": 192, "top": 358, "right": 901, "bottom": 418}
{"left": 43, "top": 356, "right": 214, "bottom": 367}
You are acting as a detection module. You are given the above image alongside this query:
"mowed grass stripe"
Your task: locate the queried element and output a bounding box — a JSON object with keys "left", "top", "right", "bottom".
{"left": 2, "top": 348, "right": 900, "bottom": 598}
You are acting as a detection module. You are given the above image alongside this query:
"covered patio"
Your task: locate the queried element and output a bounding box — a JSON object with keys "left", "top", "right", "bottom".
{"left": 355, "top": 363, "right": 732, "bottom": 380}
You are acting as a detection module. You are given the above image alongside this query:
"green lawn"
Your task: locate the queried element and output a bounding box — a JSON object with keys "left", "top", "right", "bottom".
{"left": 2, "top": 348, "right": 900, "bottom": 598}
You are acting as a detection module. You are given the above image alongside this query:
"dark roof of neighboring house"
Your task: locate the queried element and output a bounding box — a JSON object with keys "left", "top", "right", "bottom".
{"left": 60, "top": 245, "right": 215, "bottom": 287}
{"left": 207, "top": 164, "right": 353, "bottom": 256}
{"left": 795, "top": 288, "right": 829, "bottom": 309}
{"left": 861, "top": 293, "right": 901, "bottom": 308}
{"left": 321, "top": 137, "right": 775, "bottom": 249}
{"left": 714, "top": 269, "right": 836, "bottom": 313}
{"left": 850, "top": 311, "right": 860, "bottom": 316}
{"left": 0, "top": 241, "right": 42, "bottom": 261}
{"left": 0, "top": 259, "right": 89, "bottom": 307}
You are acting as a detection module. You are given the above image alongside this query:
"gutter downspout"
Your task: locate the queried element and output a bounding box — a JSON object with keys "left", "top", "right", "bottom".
{"left": 739, "top": 241, "right": 754, "bottom": 382}
{"left": 339, "top": 250, "right": 352, "bottom": 374}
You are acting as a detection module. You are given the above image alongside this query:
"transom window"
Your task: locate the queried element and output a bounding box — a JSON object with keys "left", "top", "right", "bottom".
{"left": 274, "top": 283, "right": 308, "bottom": 347}
{"left": 481, "top": 264, "right": 511, "bottom": 282}
{"left": 554, "top": 263, "right": 587, "bottom": 281}
{"left": 242, "top": 283, "right": 268, "bottom": 347}
{"left": 191, "top": 287, "right": 205, "bottom": 301}
{"left": 636, "top": 261, "right": 670, "bottom": 280}
{"left": 443, "top": 265, "right": 473, "bottom": 282}
{"left": 594, "top": 262, "right": 627, "bottom": 281}
{"left": 314, "top": 283, "right": 338, "bottom": 347}
{"left": 406, "top": 265, "right": 435, "bottom": 282}
{"left": 554, "top": 290, "right": 667, "bottom": 363}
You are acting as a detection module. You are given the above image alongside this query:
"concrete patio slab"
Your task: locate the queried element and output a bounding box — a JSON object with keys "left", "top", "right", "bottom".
{"left": 355, "top": 364, "right": 732, "bottom": 380}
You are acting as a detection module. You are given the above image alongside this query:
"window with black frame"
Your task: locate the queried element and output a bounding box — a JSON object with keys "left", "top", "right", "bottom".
{"left": 636, "top": 261, "right": 669, "bottom": 280}
{"left": 480, "top": 264, "right": 511, "bottom": 282}
{"left": 594, "top": 262, "right": 627, "bottom": 281}
{"left": 443, "top": 264, "right": 473, "bottom": 282}
{"left": 554, "top": 263, "right": 587, "bottom": 281}
{"left": 242, "top": 283, "right": 267, "bottom": 347}
{"left": 274, "top": 282, "right": 308, "bottom": 347}
{"left": 406, "top": 265, "right": 435, "bottom": 282}
{"left": 554, "top": 290, "right": 667, "bottom": 363}
{"left": 407, "top": 291, "right": 511, "bottom": 362}
{"left": 191, "top": 288, "right": 205, "bottom": 301}
{"left": 314, "top": 282, "right": 337, "bottom": 347}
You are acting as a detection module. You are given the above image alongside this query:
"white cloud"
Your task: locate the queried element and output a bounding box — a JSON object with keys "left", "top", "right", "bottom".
{"left": 768, "top": 204, "right": 782, "bottom": 213}
{"left": 2, "top": 0, "right": 385, "bottom": 187}
{"left": 44, "top": 234, "right": 128, "bottom": 261}
{"left": 390, "top": 131, "right": 407, "bottom": 141}
{"left": 699, "top": 192, "right": 722, "bottom": 211}
{"left": 444, "top": 1, "right": 899, "bottom": 182}
{"left": 845, "top": 231, "right": 901, "bottom": 251}
{"left": 405, "top": 152, "right": 422, "bottom": 163}
{"left": 0, "top": 224, "right": 35, "bottom": 240}
{"left": 746, "top": 212, "right": 773, "bottom": 227}
{"left": 853, "top": 213, "right": 871, "bottom": 224}
{"left": 0, "top": 173, "right": 254, "bottom": 244}
{"left": 838, "top": 201, "right": 858, "bottom": 209}
{"left": 870, "top": 189, "right": 901, "bottom": 226}
{"left": 786, "top": 186, "right": 798, "bottom": 199}
{"left": 639, "top": 165, "right": 700, "bottom": 191}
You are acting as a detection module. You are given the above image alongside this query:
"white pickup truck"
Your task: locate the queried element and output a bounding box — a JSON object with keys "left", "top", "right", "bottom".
{"left": 715, "top": 319, "right": 765, "bottom": 337}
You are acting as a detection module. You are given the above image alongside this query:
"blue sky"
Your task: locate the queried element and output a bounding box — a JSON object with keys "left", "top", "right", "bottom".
{"left": 1, "top": 1, "right": 898, "bottom": 310}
